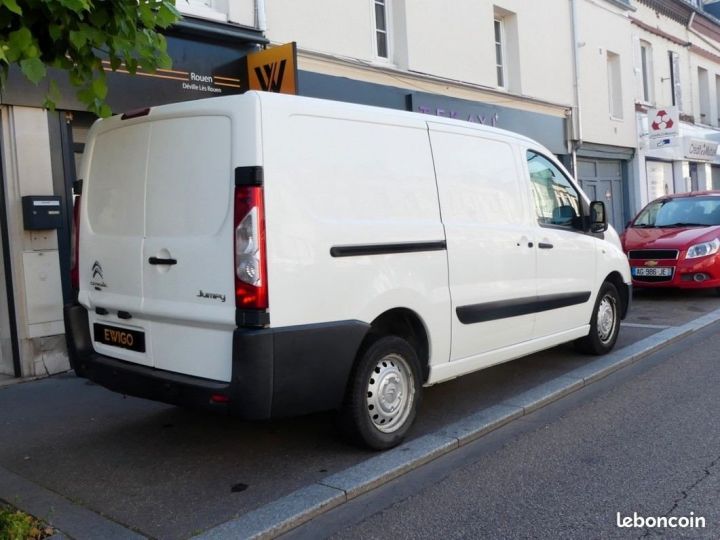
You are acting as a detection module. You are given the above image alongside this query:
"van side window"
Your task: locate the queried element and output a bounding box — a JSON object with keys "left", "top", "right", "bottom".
{"left": 526, "top": 151, "right": 581, "bottom": 228}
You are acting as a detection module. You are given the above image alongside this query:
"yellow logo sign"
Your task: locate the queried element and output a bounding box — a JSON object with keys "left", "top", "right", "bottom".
{"left": 247, "top": 42, "right": 297, "bottom": 94}
{"left": 644, "top": 260, "right": 659, "bottom": 267}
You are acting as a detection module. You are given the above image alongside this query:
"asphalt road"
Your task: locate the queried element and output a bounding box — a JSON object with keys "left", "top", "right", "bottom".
{"left": 287, "top": 320, "right": 720, "bottom": 540}
{"left": 0, "top": 289, "right": 718, "bottom": 538}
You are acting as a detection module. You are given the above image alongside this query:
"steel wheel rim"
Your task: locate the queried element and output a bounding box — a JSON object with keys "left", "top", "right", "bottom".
{"left": 597, "top": 294, "right": 617, "bottom": 344}
{"left": 366, "top": 353, "right": 415, "bottom": 434}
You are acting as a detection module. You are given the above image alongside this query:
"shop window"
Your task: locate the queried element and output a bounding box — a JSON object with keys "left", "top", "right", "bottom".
{"left": 176, "top": 0, "right": 228, "bottom": 22}
{"left": 607, "top": 51, "right": 623, "bottom": 119}
{"left": 639, "top": 41, "right": 653, "bottom": 104}
{"left": 698, "top": 67, "right": 710, "bottom": 125}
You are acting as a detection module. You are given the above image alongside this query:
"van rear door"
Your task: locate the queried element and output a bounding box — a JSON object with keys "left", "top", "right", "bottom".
{"left": 81, "top": 112, "right": 237, "bottom": 382}
{"left": 83, "top": 122, "right": 151, "bottom": 367}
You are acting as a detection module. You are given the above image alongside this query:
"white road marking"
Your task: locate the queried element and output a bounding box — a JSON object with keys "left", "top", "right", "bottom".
{"left": 621, "top": 322, "right": 673, "bottom": 329}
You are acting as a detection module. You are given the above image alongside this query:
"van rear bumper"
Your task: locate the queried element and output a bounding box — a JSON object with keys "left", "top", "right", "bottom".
{"left": 64, "top": 303, "right": 370, "bottom": 419}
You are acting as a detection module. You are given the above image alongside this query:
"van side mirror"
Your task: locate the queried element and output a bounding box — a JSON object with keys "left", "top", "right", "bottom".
{"left": 590, "top": 201, "right": 608, "bottom": 233}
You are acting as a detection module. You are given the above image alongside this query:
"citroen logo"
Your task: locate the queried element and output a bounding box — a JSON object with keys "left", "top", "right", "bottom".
{"left": 92, "top": 261, "right": 103, "bottom": 280}
{"left": 644, "top": 260, "right": 659, "bottom": 267}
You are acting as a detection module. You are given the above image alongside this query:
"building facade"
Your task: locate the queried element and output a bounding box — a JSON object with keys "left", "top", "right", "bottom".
{"left": 2, "top": 0, "right": 720, "bottom": 380}
{"left": 630, "top": 0, "right": 720, "bottom": 214}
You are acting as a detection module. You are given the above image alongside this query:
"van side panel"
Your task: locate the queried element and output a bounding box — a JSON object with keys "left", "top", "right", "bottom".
{"left": 259, "top": 95, "right": 451, "bottom": 369}
{"left": 428, "top": 123, "right": 537, "bottom": 363}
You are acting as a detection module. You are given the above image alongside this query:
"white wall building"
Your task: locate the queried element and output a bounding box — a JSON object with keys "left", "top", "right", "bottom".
{"left": 630, "top": 0, "right": 720, "bottom": 217}
{"left": 4, "top": 0, "right": 720, "bottom": 381}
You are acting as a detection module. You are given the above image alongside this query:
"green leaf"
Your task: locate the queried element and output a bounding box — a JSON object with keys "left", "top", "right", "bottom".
{"left": 48, "top": 79, "right": 61, "bottom": 103}
{"left": 20, "top": 57, "right": 46, "bottom": 84}
{"left": 1, "top": 0, "right": 22, "bottom": 15}
{"left": 48, "top": 25, "right": 63, "bottom": 42}
{"left": 98, "top": 103, "right": 112, "bottom": 118}
{"left": 57, "top": 0, "right": 91, "bottom": 14}
{"left": 91, "top": 76, "right": 107, "bottom": 100}
{"left": 156, "top": 2, "right": 180, "bottom": 28}
{"left": 8, "top": 28, "right": 32, "bottom": 57}
{"left": 69, "top": 30, "right": 87, "bottom": 50}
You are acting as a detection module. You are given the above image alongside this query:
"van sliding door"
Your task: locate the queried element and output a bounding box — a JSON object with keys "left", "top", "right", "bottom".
{"left": 428, "top": 123, "right": 536, "bottom": 365}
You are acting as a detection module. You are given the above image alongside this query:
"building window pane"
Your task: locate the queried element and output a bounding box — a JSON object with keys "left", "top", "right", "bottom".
{"left": 375, "top": 0, "right": 389, "bottom": 59}
{"left": 375, "top": 3, "right": 386, "bottom": 30}
{"left": 495, "top": 19, "right": 505, "bottom": 88}
{"left": 607, "top": 51, "right": 623, "bottom": 119}
{"left": 698, "top": 67, "right": 710, "bottom": 124}
{"left": 669, "top": 51, "right": 682, "bottom": 110}
{"left": 640, "top": 43, "right": 652, "bottom": 103}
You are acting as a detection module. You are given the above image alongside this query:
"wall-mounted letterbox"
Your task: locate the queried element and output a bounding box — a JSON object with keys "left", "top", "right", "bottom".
{"left": 21, "top": 196, "right": 63, "bottom": 230}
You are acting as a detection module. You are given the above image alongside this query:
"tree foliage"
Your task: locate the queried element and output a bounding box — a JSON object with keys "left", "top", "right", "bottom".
{"left": 0, "top": 0, "right": 180, "bottom": 116}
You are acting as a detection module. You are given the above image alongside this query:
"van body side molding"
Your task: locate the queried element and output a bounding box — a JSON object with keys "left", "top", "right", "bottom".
{"left": 330, "top": 241, "right": 447, "bottom": 258}
{"left": 456, "top": 291, "right": 592, "bottom": 324}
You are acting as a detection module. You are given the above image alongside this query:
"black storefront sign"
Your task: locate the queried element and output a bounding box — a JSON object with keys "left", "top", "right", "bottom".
{"left": 1, "top": 33, "right": 258, "bottom": 113}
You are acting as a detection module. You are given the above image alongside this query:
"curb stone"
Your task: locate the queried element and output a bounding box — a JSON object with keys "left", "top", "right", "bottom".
{"left": 0, "top": 467, "right": 145, "bottom": 540}
{"left": 196, "top": 306, "right": 720, "bottom": 539}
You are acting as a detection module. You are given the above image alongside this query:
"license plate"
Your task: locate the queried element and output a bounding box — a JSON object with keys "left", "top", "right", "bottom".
{"left": 632, "top": 266, "right": 673, "bottom": 277}
{"left": 93, "top": 323, "right": 146, "bottom": 353}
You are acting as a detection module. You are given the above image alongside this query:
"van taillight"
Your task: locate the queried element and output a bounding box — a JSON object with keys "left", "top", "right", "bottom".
{"left": 234, "top": 185, "right": 268, "bottom": 310}
{"left": 70, "top": 193, "right": 81, "bottom": 290}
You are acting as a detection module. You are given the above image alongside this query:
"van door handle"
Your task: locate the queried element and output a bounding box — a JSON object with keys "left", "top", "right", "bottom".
{"left": 538, "top": 242, "right": 554, "bottom": 249}
{"left": 149, "top": 257, "right": 177, "bottom": 265}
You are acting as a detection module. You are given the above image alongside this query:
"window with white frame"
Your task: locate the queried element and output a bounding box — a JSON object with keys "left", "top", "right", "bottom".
{"left": 176, "top": 0, "right": 228, "bottom": 22}
{"left": 494, "top": 18, "right": 506, "bottom": 88}
{"left": 607, "top": 51, "right": 623, "bottom": 119}
{"left": 640, "top": 40, "right": 654, "bottom": 104}
{"left": 669, "top": 51, "right": 682, "bottom": 110}
{"left": 374, "top": 0, "right": 390, "bottom": 60}
{"left": 699, "top": 67, "right": 711, "bottom": 124}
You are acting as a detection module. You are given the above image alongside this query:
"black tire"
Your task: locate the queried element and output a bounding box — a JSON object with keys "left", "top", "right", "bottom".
{"left": 575, "top": 282, "right": 621, "bottom": 355}
{"left": 338, "top": 335, "right": 422, "bottom": 450}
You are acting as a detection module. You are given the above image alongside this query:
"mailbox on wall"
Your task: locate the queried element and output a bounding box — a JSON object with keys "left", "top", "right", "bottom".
{"left": 21, "top": 196, "right": 63, "bottom": 230}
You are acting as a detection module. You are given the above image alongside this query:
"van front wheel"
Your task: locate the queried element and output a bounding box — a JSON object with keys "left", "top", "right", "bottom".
{"left": 575, "top": 282, "right": 621, "bottom": 355}
{"left": 339, "top": 335, "right": 422, "bottom": 450}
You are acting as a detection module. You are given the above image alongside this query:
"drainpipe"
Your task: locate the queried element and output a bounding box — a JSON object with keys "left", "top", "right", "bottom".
{"left": 570, "top": 0, "right": 583, "bottom": 178}
{"left": 255, "top": 0, "right": 267, "bottom": 32}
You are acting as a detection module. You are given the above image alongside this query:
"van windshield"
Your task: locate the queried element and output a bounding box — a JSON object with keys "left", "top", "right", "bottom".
{"left": 632, "top": 197, "right": 720, "bottom": 228}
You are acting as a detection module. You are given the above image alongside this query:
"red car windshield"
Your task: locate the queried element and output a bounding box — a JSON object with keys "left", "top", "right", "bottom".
{"left": 632, "top": 197, "right": 720, "bottom": 228}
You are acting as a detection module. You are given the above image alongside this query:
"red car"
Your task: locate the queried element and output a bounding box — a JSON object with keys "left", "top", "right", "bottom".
{"left": 621, "top": 191, "right": 720, "bottom": 293}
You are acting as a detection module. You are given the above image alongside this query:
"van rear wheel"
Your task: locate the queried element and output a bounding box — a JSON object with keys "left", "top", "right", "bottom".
{"left": 338, "top": 335, "right": 422, "bottom": 450}
{"left": 575, "top": 281, "right": 621, "bottom": 355}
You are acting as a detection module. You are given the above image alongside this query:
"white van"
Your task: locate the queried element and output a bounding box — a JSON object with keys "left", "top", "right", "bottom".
{"left": 64, "top": 91, "right": 632, "bottom": 449}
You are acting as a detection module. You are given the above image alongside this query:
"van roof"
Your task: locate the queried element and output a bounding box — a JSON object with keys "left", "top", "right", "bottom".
{"left": 250, "top": 90, "right": 540, "bottom": 146}
{"left": 111, "top": 90, "right": 543, "bottom": 150}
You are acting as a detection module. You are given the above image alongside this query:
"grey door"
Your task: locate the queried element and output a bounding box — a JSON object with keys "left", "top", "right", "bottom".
{"left": 577, "top": 158, "right": 625, "bottom": 232}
